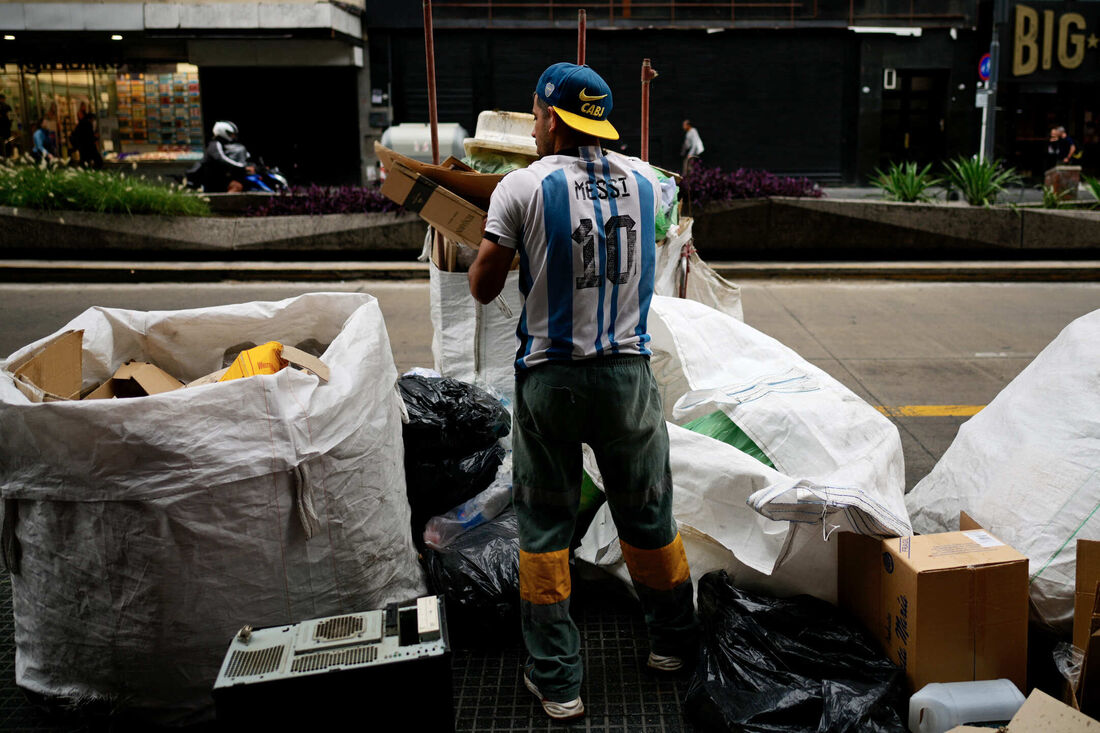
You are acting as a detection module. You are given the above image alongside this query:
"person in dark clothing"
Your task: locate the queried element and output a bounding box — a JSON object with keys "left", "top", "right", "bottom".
{"left": 193, "top": 120, "right": 254, "bottom": 192}
{"left": 0, "top": 94, "right": 12, "bottom": 158}
{"left": 1047, "top": 126, "right": 1077, "bottom": 170}
{"left": 70, "top": 112, "right": 103, "bottom": 169}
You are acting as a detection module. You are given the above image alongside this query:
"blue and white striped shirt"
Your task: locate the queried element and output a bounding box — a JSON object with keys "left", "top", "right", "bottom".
{"left": 485, "top": 145, "right": 660, "bottom": 371}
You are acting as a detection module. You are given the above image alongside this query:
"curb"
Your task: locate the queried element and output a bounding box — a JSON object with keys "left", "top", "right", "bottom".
{"left": 1, "top": 260, "right": 1099, "bottom": 283}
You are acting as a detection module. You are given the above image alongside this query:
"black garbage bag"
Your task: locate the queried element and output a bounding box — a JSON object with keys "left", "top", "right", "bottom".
{"left": 399, "top": 375, "right": 510, "bottom": 456}
{"left": 423, "top": 508, "right": 521, "bottom": 648}
{"left": 406, "top": 442, "right": 506, "bottom": 533}
{"left": 398, "top": 375, "right": 511, "bottom": 535}
{"left": 685, "top": 570, "right": 907, "bottom": 733}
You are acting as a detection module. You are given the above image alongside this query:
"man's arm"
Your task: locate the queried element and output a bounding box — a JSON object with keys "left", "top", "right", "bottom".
{"left": 468, "top": 238, "right": 515, "bottom": 304}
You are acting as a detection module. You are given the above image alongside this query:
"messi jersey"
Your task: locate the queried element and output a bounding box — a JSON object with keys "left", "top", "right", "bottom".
{"left": 484, "top": 145, "right": 660, "bottom": 371}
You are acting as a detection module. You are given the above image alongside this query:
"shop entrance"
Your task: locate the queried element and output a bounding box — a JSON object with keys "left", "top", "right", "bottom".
{"left": 879, "top": 69, "right": 949, "bottom": 169}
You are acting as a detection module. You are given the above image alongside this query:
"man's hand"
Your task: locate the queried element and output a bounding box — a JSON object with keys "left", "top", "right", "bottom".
{"left": 468, "top": 238, "right": 514, "bottom": 304}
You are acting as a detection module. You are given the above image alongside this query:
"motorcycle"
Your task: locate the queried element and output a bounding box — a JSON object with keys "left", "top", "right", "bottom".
{"left": 182, "top": 143, "right": 289, "bottom": 193}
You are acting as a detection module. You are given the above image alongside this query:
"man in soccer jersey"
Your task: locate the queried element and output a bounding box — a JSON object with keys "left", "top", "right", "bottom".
{"left": 468, "top": 62, "right": 697, "bottom": 721}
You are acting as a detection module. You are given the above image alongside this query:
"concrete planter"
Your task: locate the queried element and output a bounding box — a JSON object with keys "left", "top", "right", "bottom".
{"left": 2, "top": 197, "right": 1098, "bottom": 261}
{"left": 690, "top": 197, "right": 1100, "bottom": 258}
{"left": 0, "top": 206, "right": 427, "bottom": 257}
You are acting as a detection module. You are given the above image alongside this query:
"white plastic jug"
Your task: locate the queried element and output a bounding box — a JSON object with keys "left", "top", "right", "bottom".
{"left": 908, "top": 679, "right": 1025, "bottom": 733}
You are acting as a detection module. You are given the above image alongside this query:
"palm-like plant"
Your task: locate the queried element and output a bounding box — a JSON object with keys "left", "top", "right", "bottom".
{"left": 871, "top": 161, "right": 941, "bottom": 203}
{"left": 942, "top": 156, "right": 1021, "bottom": 206}
{"left": 1082, "top": 175, "right": 1100, "bottom": 207}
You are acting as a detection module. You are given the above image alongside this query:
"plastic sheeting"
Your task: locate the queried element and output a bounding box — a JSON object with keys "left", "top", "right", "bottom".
{"left": 428, "top": 218, "right": 743, "bottom": 402}
{"left": 685, "top": 570, "right": 906, "bottom": 733}
{"left": 576, "top": 296, "right": 909, "bottom": 602}
{"left": 906, "top": 309, "right": 1100, "bottom": 633}
{"left": 0, "top": 293, "right": 427, "bottom": 724}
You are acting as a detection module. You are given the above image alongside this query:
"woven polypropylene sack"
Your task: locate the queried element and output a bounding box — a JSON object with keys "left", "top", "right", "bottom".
{"left": 0, "top": 292, "right": 426, "bottom": 724}
{"left": 906, "top": 309, "right": 1100, "bottom": 632}
{"left": 576, "top": 296, "right": 909, "bottom": 603}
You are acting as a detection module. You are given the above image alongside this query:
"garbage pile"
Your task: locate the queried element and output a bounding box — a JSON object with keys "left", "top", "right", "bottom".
{"left": 685, "top": 570, "right": 907, "bottom": 733}
{"left": 0, "top": 293, "right": 426, "bottom": 724}
{"left": 395, "top": 372, "right": 521, "bottom": 645}
{"left": 398, "top": 374, "right": 510, "bottom": 537}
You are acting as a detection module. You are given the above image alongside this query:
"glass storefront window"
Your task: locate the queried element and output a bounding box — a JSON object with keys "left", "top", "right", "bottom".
{"left": 0, "top": 63, "right": 204, "bottom": 163}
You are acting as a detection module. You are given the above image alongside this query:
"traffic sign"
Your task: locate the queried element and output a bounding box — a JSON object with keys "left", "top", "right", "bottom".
{"left": 979, "top": 53, "right": 992, "bottom": 81}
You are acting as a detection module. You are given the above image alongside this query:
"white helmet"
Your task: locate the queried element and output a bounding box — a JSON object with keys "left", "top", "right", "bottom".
{"left": 212, "top": 120, "right": 238, "bottom": 141}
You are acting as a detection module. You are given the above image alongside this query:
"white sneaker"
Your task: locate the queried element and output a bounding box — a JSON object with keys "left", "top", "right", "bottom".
{"left": 646, "top": 651, "right": 684, "bottom": 672}
{"left": 523, "top": 671, "right": 585, "bottom": 720}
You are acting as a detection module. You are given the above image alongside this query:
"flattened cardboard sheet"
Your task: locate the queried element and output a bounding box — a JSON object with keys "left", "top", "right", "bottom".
{"left": 85, "top": 361, "right": 185, "bottom": 400}
{"left": 10, "top": 330, "right": 84, "bottom": 402}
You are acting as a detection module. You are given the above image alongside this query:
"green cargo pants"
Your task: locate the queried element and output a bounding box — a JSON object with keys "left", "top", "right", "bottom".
{"left": 513, "top": 355, "right": 697, "bottom": 703}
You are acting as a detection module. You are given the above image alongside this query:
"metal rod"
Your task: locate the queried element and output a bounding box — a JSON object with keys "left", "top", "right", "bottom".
{"left": 640, "top": 58, "right": 657, "bottom": 161}
{"left": 423, "top": 0, "right": 440, "bottom": 165}
{"left": 577, "top": 9, "right": 586, "bottom": 64}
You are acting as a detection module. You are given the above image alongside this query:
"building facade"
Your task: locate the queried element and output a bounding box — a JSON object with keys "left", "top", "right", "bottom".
{"left": 0, "top": 0, "right": 376, "bottom": 184}
{"left": 3, "top": 1, "right": 1091, "bottom": 185}
{"left": 364, "top": 1, "right": 1039, "bottom": 184}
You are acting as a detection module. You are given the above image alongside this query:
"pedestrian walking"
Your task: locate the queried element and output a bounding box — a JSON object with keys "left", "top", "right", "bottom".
{"left": 468, "top": 62, "right": 698, "bottom": 722}
{"left": 70, "top": 112, "right": 103, "bottom": 169}
{"left": 680, "top": 118, "right": 704, "bottom": 176}
{"left": 0, "top": 94, "right": 12, "bottom": 158}
{"left": 31, "top": 118, "right": 57, "bottom": 163}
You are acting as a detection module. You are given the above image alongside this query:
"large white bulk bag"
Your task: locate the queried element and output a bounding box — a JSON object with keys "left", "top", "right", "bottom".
{"left": 906, "top": 309, "right": 1100, "bottom": 633}
{"left": 0, "top": 293, "right": 426, "bottom": 724}
{"left": 576, "top": 296, "right": 909, "bottom": 602}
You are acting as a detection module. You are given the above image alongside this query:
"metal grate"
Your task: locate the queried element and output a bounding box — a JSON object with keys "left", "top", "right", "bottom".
{"left": 291, "top": 645, "right": 379, "bottom": 674}
{"left": 313, "top": 615, "right": 364, "bottom": 642}
{"left": 224, "top": 646, "right": 286, "bottom": 679}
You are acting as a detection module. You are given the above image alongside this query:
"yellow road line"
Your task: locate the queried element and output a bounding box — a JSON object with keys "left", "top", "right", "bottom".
{"left": 876, "top": 405, "right": 985, "bottom": 418}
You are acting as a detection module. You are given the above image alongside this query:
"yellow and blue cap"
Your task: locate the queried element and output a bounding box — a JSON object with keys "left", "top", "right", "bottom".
{"left": 535, "top": 62, "right": 619, "bottom": 141}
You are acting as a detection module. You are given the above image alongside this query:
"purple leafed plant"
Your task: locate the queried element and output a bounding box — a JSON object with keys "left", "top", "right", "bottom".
{"left": 247, "top": 185, "right": 405, "bottom": 216}
{"left": 684, "top": 164, "right": 823, "bottom": 207}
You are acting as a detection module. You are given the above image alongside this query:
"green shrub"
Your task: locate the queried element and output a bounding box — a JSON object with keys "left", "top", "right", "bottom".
{"left": 1041, "top": 185, "right": 1072, "bottom": 209}
{"left": 1082, "top": 175, "right": 1100, "bottom": 206}
{"left": 871, "top": 161, "right": 941, "bottom": 203}
{"left": 0, "top": 161, "right": 210, "bottom": 216}
{"left": 942, "top": 156, "right": 1021, "bottom": 206}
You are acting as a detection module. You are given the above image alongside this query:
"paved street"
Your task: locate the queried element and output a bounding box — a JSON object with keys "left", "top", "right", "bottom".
{"left": 2, "top": 278, "right": 1098, "bottom": 488}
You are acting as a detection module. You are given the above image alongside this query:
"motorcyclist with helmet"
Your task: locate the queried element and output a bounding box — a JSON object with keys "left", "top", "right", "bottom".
{"left": 190, "top": 121, "right": 255, "bottom": 192}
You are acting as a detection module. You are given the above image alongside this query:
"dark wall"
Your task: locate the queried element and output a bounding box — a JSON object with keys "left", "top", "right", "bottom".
{"left": 856, "top": 30, "right": 984, "bottom": 181}
{"left": 384, "top": 28, "right": 859, "bottom": 181}
{"left": 199, "top": 66, "right": 361, "bottom": 186}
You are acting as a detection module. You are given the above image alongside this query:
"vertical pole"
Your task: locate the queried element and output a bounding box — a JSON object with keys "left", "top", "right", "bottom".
{"left": 423, "top": 0, "right": 440, "bottom": 165}
{"left": 577, "top": 9, "right": 586, "bottom": 65}
{"left": 640, "top": 58, "right": 657, "bottom": 161}
{"left": 982, "top": 0, "right": 1005, "bottom": 163}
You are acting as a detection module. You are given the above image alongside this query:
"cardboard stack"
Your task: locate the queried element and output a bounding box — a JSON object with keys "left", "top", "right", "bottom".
{"left": 375, "top": 141, "right": 502, "bottom": 270}
{"left": 8, "top": 332, "right": 329, "bottom": 403}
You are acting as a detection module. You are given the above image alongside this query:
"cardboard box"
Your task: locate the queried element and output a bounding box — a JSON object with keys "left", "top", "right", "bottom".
{"left": 949, "top": 689, "right": 1100, "bottom": 732}
{"left": 381, "top": 159, "right": 486, "bottom": 249}
{"left": 376, "top": 141, "right": 509, "bottom": 249}
{"left": 85, "top": 361, "right": 185, "bottom": 399}
{"left": 9, "top": 330, "right": 84, "bottom": 402}
{"left": 374, "top": 141, "right": 503, "bottom": 209}
{"left": 838, "top": 514, "right": 1029, "bottom": 694}
{"left": 1076, "top": 540, "right": 1100, "bottom": 651}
